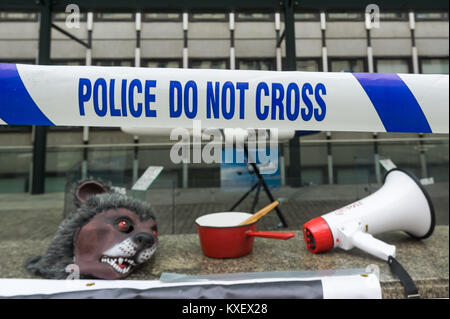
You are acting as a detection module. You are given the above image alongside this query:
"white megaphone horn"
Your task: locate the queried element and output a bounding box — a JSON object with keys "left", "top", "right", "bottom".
{"left": 302, "top": 168, "right": 435, "bottom": 261}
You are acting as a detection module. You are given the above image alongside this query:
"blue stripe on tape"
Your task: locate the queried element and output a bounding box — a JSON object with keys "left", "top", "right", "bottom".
{"left": 0, "top": 63, "right": 54, "bottom": 126}
{"left": 353, "top": 73, "right": 431, "bottom": 133}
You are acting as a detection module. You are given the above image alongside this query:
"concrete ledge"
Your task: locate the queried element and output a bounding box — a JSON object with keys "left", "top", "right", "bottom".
{"left": 1, "top": 226, "right": 447, "bottom": 299}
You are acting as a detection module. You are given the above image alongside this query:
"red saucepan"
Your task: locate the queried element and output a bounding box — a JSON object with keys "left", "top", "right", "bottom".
{"left": 195, "top": 212, "right": 295, "bottom": 258}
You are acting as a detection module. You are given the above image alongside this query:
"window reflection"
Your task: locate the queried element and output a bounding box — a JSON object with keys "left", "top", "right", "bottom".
{"left": 144, "top": 60, "right": 182, "bottom": 68}
{"left": 330, "top": 59, "right": 365, "bottom": 72}
{"left": 327, "top": 12, "right": 363, "bottom": 20}
{"left": 190, "top": 60, "right": 227, "bottom": 69}
{"left": 376, "top": 59, "right": 410, "bottom": 73}
{"left": 191, "top": 13, "right": 227, "bottom": 21}
{"left": 143, "top": 13, "right": 181, "bottom": 21}
{"left": 296, "top": 60, "right": 320, "bottom": 72}
{"left": 237, "top": 59, "right": 275, "bottom": 71}
{"left": 0, "top": 12, "right": 37, "bottom": 21}
{"left": 95, "top": 13, "right": 134, "bottom": 21}
{"left": 416, "top": 12, "right": 449, "bottom": 20}
{"left": 420, "top": 58, "right": 449, "bottom": 74}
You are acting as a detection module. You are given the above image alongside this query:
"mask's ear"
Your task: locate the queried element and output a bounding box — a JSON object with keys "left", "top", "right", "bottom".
{"left": 75, "top": 180, "right": 109, "bottom": 205}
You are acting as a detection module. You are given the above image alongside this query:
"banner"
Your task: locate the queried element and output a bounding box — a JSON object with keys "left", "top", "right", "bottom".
{"left": 0, "top": 63, "right": 448, "bottom": 133}
{"left": 0, "top": 270, "right": 381, "bottom": 299}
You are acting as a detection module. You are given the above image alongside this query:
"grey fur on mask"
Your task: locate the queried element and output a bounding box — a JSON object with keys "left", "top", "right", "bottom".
{"left": 25, "top": 193, "right": 156, "bottom": 279}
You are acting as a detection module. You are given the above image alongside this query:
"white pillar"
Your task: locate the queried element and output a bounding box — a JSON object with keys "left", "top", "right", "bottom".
{"left": 275, "top": 12, "right": 282, "bottom": 71}
{"left": 183, "top": 12, "right": 189, "bottom": 69}
{"left": 367, "top": 46, "right": 374, "bottom": 73}
{"left": 229, "top": 12, "right": 235, "bottom": 70}
{"left": 409, "top": 11, "right": 420, "bottom": 74}
{"left": 320, "top": 12, "right": 328, "bottom": 72}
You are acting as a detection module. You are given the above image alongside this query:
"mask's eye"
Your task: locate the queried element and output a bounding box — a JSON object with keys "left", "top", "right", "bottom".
{"left": 118, "top": 220, "right": 128, "bottom": 229}
{"left": 116, "top": 218, "right": 133, "bottom": 233}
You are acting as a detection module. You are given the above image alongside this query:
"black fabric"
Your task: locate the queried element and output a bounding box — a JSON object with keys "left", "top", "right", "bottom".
{"left": 4, "top": 279, "right": 324, "bottom": 299}
{"left": 388, "top": 256, "right": 420, "bottom": 299}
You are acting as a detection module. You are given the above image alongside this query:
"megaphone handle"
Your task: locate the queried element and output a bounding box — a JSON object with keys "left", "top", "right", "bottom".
{"left": 351, "top": 231, "right": 396, "bottom": 261}
{"left": 388, "top": 256, "right": 420, "bottom": 299}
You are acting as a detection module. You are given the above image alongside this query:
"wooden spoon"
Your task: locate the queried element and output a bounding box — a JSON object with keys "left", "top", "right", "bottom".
{"left": 238, "top": 201, "right": 280, "bottom": 226}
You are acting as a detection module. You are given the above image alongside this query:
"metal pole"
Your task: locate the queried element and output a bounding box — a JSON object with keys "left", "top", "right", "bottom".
{"left": 284, "top": 0, "right": 301, "bottom": 187}
{"left": 419, "top": 133, "right": 428, "bottom": 178}
{"left": 284, "top": 0, "right": 296, "bottom": 71}
{"left": 327, "top": 132, "right": 334, "bottom": 184}
{"left": 31, "top": 0, "right": 52, "bottom": 194}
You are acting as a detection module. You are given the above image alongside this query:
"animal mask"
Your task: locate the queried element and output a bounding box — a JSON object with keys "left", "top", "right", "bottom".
{"left": 74, "top": 206, "right": 157, "bottom": 279}
{"left": 26, "top": 193, "right": 158, "bottom": 279}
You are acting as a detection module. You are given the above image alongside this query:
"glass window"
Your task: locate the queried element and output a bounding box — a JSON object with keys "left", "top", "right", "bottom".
{"left": 421, "top": 58, "right": 449, "bottom": 74}
{"left": 189, "top": 167, "right": 220, "bottom": 188}
{"left": 0, "top": 11, "right": 37, "bottom": 21}
{"left": 336, "top": 167, "right": 372, "bottom": 184}
{"left": 294, "top": 12, "right": 319, "bottom": 20}
{"left": 416, "top": 12, "right": 449, "bottom": 20}
{"left": 191, "top": 13, "right": 227, "bottom": 21}
{"left": 301, "top": 168, "right": 325, "bottom": 185}
{"left": 333, "top": 143, "right": 376, "bottom": 184}
{"left": 143, "top": 13, "right": 181, "bottom": 21}
{"left": 296, "top": 59, "right": 320, "bottom": 72}
{"left": 237, "top": 59, "right": 275, "bottom": 71}
{"left": 327, "top": 12, "right": 363, "bottom": 20}
{"left": 330, "top": 59, "right": 365, "bottom": 72}
{"left": 376, "top": 59, "right": 410, "bottom": 73}
{"left": 93, "top": 60, "right": 133, "bottom": 67}
{"left": 144, "top": 60, "right": 182, "bottom": 68}
{"left": 51, "top": 60, "right": 84, "bottom": 66}
{"left": 190, "top": 60, "right": 227, "bottom": 69}
{"left": 379, "top": 12, "right": 407, "bottom": 20}
{"left": 236, "top": 13, "right": 273, "bottom": 21}
{"left": 300, "top": 144, "right": 328, "bottom": 185}
{"left": 0, "top": 59, "right": 34, "bottom": 65}
{"left": 95, "top": 13, "right": 134, "bottom": 21}
{"left": 53, "top": 12, "right": 86, "bottom": 21}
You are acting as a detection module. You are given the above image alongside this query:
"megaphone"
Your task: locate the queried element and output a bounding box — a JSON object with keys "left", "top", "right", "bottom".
{"left": 302, "top": 168, "right": 435, "bottom": 261}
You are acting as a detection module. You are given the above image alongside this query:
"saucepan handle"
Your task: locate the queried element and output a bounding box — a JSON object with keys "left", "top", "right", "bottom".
{"left": 246, "top": 231, "right": 295, "bottom": 240}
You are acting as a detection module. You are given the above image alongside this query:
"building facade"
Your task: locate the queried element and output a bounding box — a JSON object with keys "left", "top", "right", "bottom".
{"left": 0, "top": 9, "right": 448, "bottom": 192}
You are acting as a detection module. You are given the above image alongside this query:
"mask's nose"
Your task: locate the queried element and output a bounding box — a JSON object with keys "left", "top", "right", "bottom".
{"left": 133, "top": 232, "right": 155, "bottom": 249}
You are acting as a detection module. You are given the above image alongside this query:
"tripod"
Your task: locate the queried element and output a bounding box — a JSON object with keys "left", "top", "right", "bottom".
{"left": 228, "top": 144, "right": 288, "bottom": 228}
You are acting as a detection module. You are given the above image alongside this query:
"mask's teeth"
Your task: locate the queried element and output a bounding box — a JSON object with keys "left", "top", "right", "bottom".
{"left": 101, "top": 256, "right": 133, "bottom": 274}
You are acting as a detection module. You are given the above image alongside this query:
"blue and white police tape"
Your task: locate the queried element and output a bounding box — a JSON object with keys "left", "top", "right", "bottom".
{"left": 0, "top": 63, "right": 448, "bottom": 133}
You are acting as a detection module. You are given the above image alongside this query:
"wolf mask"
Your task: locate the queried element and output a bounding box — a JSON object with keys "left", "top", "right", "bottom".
{"left": 26, "top": 193, "right": 158, "bottom": 279}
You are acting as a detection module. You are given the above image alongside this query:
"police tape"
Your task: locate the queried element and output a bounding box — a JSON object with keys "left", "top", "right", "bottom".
{"left": 0, "top": 63, "right": 448, "bottom": 133}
